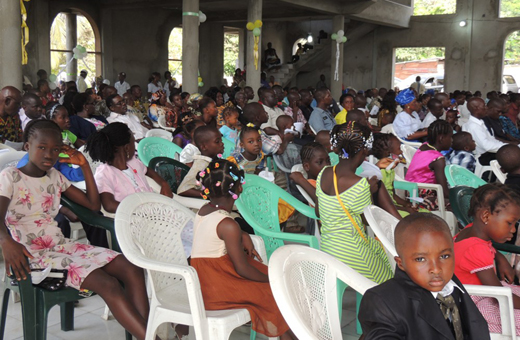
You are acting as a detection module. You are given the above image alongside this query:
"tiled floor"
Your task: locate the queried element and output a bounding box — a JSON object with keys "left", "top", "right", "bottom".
{"left": 2, "top": 281, "right": 361, "bottom": 340}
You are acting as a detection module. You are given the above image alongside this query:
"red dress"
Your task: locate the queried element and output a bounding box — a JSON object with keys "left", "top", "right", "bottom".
{"left": 454, "top": 228, "right": 520, "bottom": 335}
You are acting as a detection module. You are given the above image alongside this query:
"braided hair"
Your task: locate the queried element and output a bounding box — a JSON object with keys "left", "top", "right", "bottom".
{"left": 84, "top": 122, "right": 132, "bottom": 164}
{"left": 239, "top": 123, "right": 261, "bottom": 142}
{"left": 300, "top": 142, "right": 326, "bottom": 163}
{"left": 469, "top": 183, "right": 520, "bottom": 218}
{"left": 330, "top": 121, "right": 371, "bottom": 160}
{"left": 196, "top": 159, "right": 245, "bottom": 200}
{"left": 427, "top": 119, "right": 452, "bottom": 145}
{"left": 45, "top": 102, "right": 65, "bottom": 120}
{"left": 371, "top": 133, "right": 393, "bottom": 159}
{"left": 22, "top": 119, "right": 62, "bottom": 145}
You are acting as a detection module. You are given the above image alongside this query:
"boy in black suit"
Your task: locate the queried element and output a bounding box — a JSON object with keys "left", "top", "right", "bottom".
{"left": 359, "top": 213, "right": 490, "bottom": 340}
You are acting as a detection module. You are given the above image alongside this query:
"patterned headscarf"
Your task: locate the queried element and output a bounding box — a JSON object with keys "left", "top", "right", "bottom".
{"left": 395, "top": 88, "right": 416, "bottom": 106}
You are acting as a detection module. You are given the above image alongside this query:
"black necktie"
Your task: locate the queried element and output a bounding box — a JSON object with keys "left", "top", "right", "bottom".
{"left": 437, "top": 294, "right": 463, "bottom": 340}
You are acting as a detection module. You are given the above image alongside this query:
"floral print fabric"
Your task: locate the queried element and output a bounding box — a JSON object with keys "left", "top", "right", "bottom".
{"left": 0, "top": 167, "right": 119, "bottom": 290}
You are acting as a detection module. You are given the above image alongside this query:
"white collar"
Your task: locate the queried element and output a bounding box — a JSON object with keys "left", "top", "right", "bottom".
{"left": 431, "top": 280, "right": 464, "bottom": 298}
{"left": 469, "top": 115, "right": 483, "bottom": 125}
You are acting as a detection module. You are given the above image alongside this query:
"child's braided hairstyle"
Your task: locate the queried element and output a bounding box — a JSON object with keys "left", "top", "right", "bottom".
{"left": 330, "top": 121, "right": 371, "bottom": 160}
{"left": 196, "top": 159, "right": 245, "bottom": 200}
{"left": 300, "top": 142, "right": 326, "bottom": 163}
{"left": 427, "top": 119, "right": 452, "bottom": 145}
{"left": 469, "top": 183, "right": 520, "bottom": 218}
{"left": 371, "top": 133, "right": 393, "bottom": 160}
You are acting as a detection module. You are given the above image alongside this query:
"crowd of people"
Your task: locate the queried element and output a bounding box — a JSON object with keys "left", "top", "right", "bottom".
{"left": 1, "top": 65, "right": 520, "bottom": 339}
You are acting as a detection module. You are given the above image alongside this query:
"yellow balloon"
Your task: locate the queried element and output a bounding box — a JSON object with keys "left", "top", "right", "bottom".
{"left": 246, "top": 22, "right": 255, "bottom": 31}
{"left": 198, "top": 77, "right": 203, "bottom": 82}
{"left": 254, "top": 20, "right": 263, "bottom": 28}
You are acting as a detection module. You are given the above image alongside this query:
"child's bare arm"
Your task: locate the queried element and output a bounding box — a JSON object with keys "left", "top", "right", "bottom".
{"left": 430, "top": 158, "right": 450, "bottom": 199}
{"left": 73, "top": 139, "right": 86, "bottom": 149}
{"left": 99, "top": 192, "right": 120, "bottom": 213}
{"left": 0, "top": 196, "right": 33, "bottom": 281}
{"left": 217, "top": 218, "right": 268, "bottom": 282}
{"left": 476, "top": 268, "right": 520, "bottom": 309}
{"left": 369, "top": 177, "right": 402, "bottom": 220}
{"left": 289, "top": 172, "right": 317, "bottom": 205}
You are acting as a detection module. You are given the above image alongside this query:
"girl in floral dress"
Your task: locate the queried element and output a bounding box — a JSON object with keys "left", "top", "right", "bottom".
{"left": 0, "top": 120, "right": 150, "bottom": 340}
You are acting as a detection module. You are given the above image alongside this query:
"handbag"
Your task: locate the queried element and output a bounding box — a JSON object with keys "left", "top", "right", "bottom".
{"left": 32, "top": 268, "right": 68, "bottom": 291}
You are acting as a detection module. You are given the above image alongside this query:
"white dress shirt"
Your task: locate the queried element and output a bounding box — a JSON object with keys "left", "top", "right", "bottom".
{"left": 18, "top": 108, "right": 31, "bottom": 131}
{"left": 107, "top": 111, "right": 148, "bottom": 140}
{"left": 462, "top": 115, "right": 506, "bottom": 155}
{"left": 458, "top": 101, "right": 471, "bottom": 126}
{"left": 114, "top": 81, "right": 131, "bottom": 95}
{"left": 147, "top": 82, "right": 163, "bottom": 94}
{"left": 393, "top": 111, "right": 422, "bottom": 139}
{"left": 421, "top": 112, "right": 437, "bottom": 129}
{"left": 260, "top": 104, "right": 284, "bottom": 130}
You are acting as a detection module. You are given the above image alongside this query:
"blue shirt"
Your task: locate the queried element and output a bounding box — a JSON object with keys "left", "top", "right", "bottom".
{"left": 17, "top": 154, "right": 85, "bottom": 182}
{"left": 219, "top": 125, "right": 238, "bottom": 144}
{"left": 309, "top": 107, "right": 336, "bottom": 133}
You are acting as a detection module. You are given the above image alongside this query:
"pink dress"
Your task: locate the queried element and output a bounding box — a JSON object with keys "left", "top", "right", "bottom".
{"left": 454, "top": 230, "right": 520, "bottom": 335}
{"left": 405, "top": 144, "right": 443, "bottom": 184}
{"left": 94, "top": 156, "right": 153, "bottom": 203}
{"left": 0, "top": 167, "right": 119, "bottom": 290}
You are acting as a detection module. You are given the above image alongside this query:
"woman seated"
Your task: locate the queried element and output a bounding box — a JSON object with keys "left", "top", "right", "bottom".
{"left": 148, "top": 90, "right": 178, "bottom": 128}
{"left": 393, "top": 88, "right": 427, "bottom": 141}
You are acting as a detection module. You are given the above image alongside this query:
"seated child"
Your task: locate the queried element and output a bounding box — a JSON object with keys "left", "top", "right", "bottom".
{"left": 227, "top": 124, "right": 266, "bottom": 174}
{"left": 173, "top": 117, "right": 204, "bottom": 148}
{"left": 372, "top": 133, "right": 417, "bottom": 216}
{"left": 47, "top": 103, "right": 85, "bottom": 149}
{"left": 85, "top": 122, "right": 173, "bottom": 213}
{"left": 315, "top": 130, "right": 339, "bottom": 166}
{"left": 447, "top": 132, "right": 477, "bottom": 172}
{"left": 276, "top": 115, "right": 295, "bottom": 137}
{"left": 497, "top": 144, "right": 520, "bottom": 194}
{"left": 446, "top": 109, "right": 461, "bottom": 133}
{"left": 191, "top": 160, "right": 295, "bottom": 339}
{"left": 289, "top": 142, "right": 330, "bottom": 205}
{"left": 454, "top": 183, "right": 520, "bottom": 335}
{"left": 405, "top": 120, "right": 452, "bottom": 211}
{"left": 345, "top": 109, "right": 369, "bottom": 128}
{"left": 360, "top": 213, "right": 489, "bottom": 340}
{"left": 219, "top": 107, "right": 240, "bottom": 143}
{"left": 178, "top": 120, "right": 206, "bottom": 166}
{"left": 421, "top": 98, "right": 443, "bottom": 129}
{"left": 178, "top": 125, "right": 224, "bottom": 197}
{"left": 379, "top": 111, "right": 395, "bottom": 133}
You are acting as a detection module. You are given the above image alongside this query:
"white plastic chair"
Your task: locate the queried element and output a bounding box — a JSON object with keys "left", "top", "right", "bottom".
{"left": 268, "top": 245, "right": 377, "bottom": 340}
{"left": 475, "top": 158, "right": 492, "bottom": 181}
{"left": 115, "top": 192, "right": 257, "bottom": 340}
{"left": 363, "top": 205, "right": 399, "bottom": 270}
{"left": 145, "top": 177, "right": 206, "bottom": 210}
{"left": 0, "top": 144, "right": 16, "bottom": 152}
{"left": 465, "top": 285, "right": 516, "bottom": 340}
{"left": 394, "top": 173, "right": 446, "bottom": 220}
{"left": 490, "top": 160, "right": 507, "bottom": 184}
{"left": 290, "top": 164, "right": 321, "bottom": 242}
{"left": 158, "top": 115, "right": 176, "bottom": 132}
{"left": 400, "top": 144, "right": 417, "bottom": 168}
{"left": 390, "top": 125, "right": 422, "bottom": 148}
{"left": 146, "top": 128, "right": 173, "bottom": 141}
{"left": 0, "top": 151, "right": 26, "bottom": 170}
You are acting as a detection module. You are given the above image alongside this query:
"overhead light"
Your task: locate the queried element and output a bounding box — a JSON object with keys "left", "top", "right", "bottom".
{"left": 307, "top": 33, "right": 313, "bottom": 43}
{"left": 459, "top": 20, "right": 467, "bottom": 27}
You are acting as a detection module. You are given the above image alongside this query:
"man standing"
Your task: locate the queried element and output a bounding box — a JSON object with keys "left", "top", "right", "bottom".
{"left": 114, "top": 72, "right": 130, "bottom": 96}
{"left": 77, "top": 70, "right": 89, "bottom": 93}
{"left": 410, "top": 76, "right": 425, "bottom": 95}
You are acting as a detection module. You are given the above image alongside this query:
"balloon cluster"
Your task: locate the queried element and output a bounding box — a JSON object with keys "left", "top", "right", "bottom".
{"left": 331, "top": 30, "right": 347, "bottom": 44}
{"left": 73, "top": 45, "right": 88, "bottom": 59}
{"left": 246, "top": 20, "right": 263, "bottom": 37}
{"left": 198, "top": 76, "right": 204, "bottom": 88}
{"left": 199, "top": 11, "right": 206, "bottom": 23}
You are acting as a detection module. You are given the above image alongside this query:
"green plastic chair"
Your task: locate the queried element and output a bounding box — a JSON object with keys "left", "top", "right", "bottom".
{"left": 137, "top": 137, "right": 183, "bottom": 167}
{"left": 0, "top": 197, "right": 131, "bottom": 340}
{"left": 445, "top": 164, "right": 486, "bottom": 189}
{"left": 221, "top": 137, "right": 235, "bottom": 159}
{"left": 149, "top": 157, "right": 190, "bottom": 194}
{"left": 235, "top": 174, "right": 319, "bottom": 259}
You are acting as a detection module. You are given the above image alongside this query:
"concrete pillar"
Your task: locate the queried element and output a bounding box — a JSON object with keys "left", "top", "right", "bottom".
{"left": 65, "top": 13, "right": 77, "bottom": 82}
{"left": 246, "top": 0, "right": 262, "bottom": 100}
{"left": 199, "top": 23, "right": 224, "bottom": 93}
{"left": 238, "top": 28, "right": 245, "bottom": 71}
{"left": 330, "top": 15, "right": 344, "bottom": 100}
{"left": 0, "top": 0, "right": 23, "bottom": 89}
{"left": 182, "top": 0, "right": 199, "bottom": 94}
{"left": 101, "top": 9, "right": 114, "bottom": 81}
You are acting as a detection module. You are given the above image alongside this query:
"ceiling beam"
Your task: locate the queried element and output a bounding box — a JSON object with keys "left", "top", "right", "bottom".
{"left": 349, "top": 0, "right": 412, "bottom": 28}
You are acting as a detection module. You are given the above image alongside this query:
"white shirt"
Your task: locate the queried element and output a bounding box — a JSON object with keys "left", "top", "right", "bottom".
{"left": 260, "top": 104, "right": 285, "bottom": 130}
{"left": 458, "top": 101, "right": 471, "bottom": 126}
{"left": 393, "top": 111, "right": 422, "bottom": 139}
{"left": 77, "top": 76, "right": 88, "bottom": 93}
{"left": 179, "top": 143, "right": 200, "bottom": 164}
{"left": 114, "top": 81, "right": 130, "bottom": 96}
{"left": 421, "top": 112, "right": 437, "bottom": 129}
{"left": 430, "top": 280, "right": 464, "bottom": 299}
{"left": 147, "top": 82, "right": 163, "bottom": 94}
{"left": 462, "top": 115, "right": 506, "bottom": 155}
{"left": 107, "top": 111, "right": 148, "bottom": 140}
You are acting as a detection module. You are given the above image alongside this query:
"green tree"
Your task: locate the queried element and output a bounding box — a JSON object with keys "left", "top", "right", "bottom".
{"left": 168, "top": 28, "right": 183, "bottom": 82}
{"left": 413, "top": 0, "right": 456, "bottom": 15}
{"left": 395, "top": 47, "right": 445, "bottom": 63}
{"left": 224, "top": 33, "right": 239, "bottom": 77}
{"left": 500, "top": 0, "right": 520, "bottom": 18}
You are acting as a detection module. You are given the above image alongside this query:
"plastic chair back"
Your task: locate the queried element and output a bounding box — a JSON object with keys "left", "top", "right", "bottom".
{"left": 146, "top": 128, "right": 173, "bottom": 141}
{"left": 236, "top": 174, "right": 319, "bottom": 259}
{"left": 0, "top": 151, "right": 26, "bottom": 170}
{"left": 400, "top": 144, "right": 417, "bottom": 167}
{"left": 137, "top": 137, "right": 183, "bottom": 166}
{"left": 363, "top": 205, "right": 399, "bottom": 270}
{"left": 268, "top": 245, "right": 377, "bottom": 340}
{"left": 158, "top": 115, "right": 176, "bottom": 132}
{"left": 149, "top": 157, "right": 190, "bottom": 194}
{"left": 221, "top": 137, "right": 235, "bottom": 159}
{"left": 390, "top": 125, "right": 422, "bottom": 148}
{"left": 445, "top": 164, "right": 486, "bottom": 189}
{"left": 490, "top": 160, "right": 507, "bottom": 184}
{"left": 449, "top": 185, "right": 474, "bottom": 227}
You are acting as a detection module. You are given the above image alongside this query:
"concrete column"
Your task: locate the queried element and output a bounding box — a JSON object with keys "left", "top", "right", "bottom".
{"left": 330, "top": 15, "right": 344, "bottom": 100}
{"left": 182, "top": 0, "right": 199, "bottom": 94}
{"left": 101, "top": 9, "right": 114, "bottom": 82}
{"left": 238, "top": 28, "right": 245, "bottom": 70}
{"left": 199, "top": 23, "right": 224, "bottom": 93}
{"left": 0, "top": 0, "right": 22, "bottom": 89}
{"left": 246, "top": 0, "right": 262, "bottom": 100}
{"left": 65, "top": 13, "right": 77, "bottom": 82}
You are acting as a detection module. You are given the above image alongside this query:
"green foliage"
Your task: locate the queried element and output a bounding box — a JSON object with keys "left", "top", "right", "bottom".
{"left": 224, "top": 33, "right": 239, "bottom": 77}
{"left": 505, "top": 31, "right": 520, "bottom": 64}
{"left": 500, "top": 0, "right": 520, "bottom": 18}
{"left": 168, "top": 28, "right": 183, "bottom": 82}
{"left": 395, "top": 47, "right": 445, "bottom": 63}
{"left": 413, "top": 0, "right": 456, "bottom": 15}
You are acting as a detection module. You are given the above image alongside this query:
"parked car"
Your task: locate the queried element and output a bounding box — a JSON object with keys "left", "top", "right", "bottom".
{"left": 395, "top": 73, "right": 444, "bottom": 92}
{"left": 502, "top": 75, "right": 519, "bottom": 93}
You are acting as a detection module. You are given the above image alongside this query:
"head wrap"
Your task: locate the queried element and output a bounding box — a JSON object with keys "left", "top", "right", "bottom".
{"left": 150, "top": 91, "right": 161, "bottom": 103}
{"left": 395, "top": 88, "right": 415, "bottom": 106}
{"left": 188, "top": 93, "right": 202, "bottom": 104}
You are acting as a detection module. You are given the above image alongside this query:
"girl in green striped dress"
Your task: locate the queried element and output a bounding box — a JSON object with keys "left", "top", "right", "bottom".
{"left": 315, "top": 122, "right": 402, "bottom": 284}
